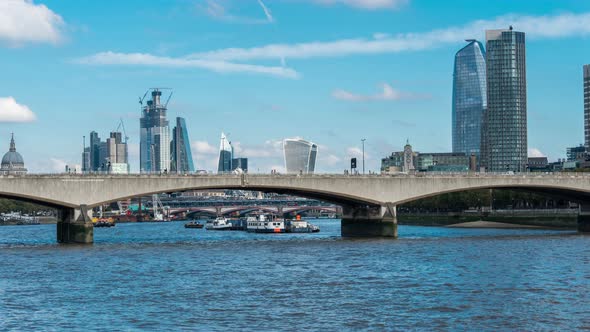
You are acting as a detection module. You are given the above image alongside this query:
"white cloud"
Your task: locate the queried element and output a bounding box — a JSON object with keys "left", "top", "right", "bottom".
{"left": 0, "top": 97, "right": 36, "bottom": 122}
{"left": 528, "top": 148, "right": 546, "bottom": 158}
{"left": 189, "top": 12, "right": 590, "bottom": 61}
{"left": 372, "top": 32, "right": 390, "bottom": 40}
{"left": 0, "top": 0, "right": 65, "bottom": 45}
{"left": 74, "top": 51, "right": 299, "bottom": 79}
{"left": 332, "top": 83, "right": 427, "bottom": 102}
{"left": 191, "top": 141, "right": 218, "bottom": 155}
{"left": 312, "top": 0, "right": 408, "bottom": 10}
{"left": 320, "top": 154, "right": 341, "bottom": 166}
{"left": 201, "top": 0, "right": 273, "bottom": 24}
{"left": 257, "top": 0, "right": 274, "bottom": 23}
{"left": 233, "top": 139, "right": 283, "bottom": 158}
{"left": 49, "top": 158, "right": 80, "bottom": 173}
{"left": 347, "top": 147, "right": 367, "bottom": 158}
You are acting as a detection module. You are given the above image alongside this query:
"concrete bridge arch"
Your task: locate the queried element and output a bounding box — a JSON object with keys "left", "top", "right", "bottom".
{"left": 1, "top": 174, "right": 590, "bottom": 243}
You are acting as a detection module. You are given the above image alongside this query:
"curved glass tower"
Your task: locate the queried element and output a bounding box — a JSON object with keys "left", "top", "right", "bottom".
{"left": 283, "top": 138, "right": 317, "bottom": 174}
{"left": 171, "top": 117, "right": 195, "bottom": 174}
{"left": 452, "top": 39, "right": 486, "bottom": 162}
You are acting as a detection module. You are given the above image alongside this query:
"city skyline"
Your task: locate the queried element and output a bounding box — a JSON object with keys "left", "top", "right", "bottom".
{"left": 0, "top": 1, "right": 589, "bottom": 173}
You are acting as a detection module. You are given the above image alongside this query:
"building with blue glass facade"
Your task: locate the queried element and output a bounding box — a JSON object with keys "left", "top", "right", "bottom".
{"left": 452, "top": 39, "right": 486, "bottom": 163}
{"left": 584, "top": 65, "right": 590, "bottom": 148}
{"left": 218, "top": 132, "right": 233, "bottom": 173}
{"left": 483, "top": 28, "right": 528, "bottom": 172}
{"left": 140, "top": 90, "right": 170, "bottom": 173}
{"left": 171, "top": 117, "right": 195, "bottom": 173}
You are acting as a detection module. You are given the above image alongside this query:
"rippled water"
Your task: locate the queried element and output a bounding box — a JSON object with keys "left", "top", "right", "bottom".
{"left": 1, "top": 220, "right": 589, "bottom": 331}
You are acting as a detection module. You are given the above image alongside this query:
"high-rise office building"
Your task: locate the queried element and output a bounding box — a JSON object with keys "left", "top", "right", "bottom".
{"left": 171, "top": 117, "right": 195, "bottom": 173}
{"left": 217, "top": 132, "right": 233, "bottom": 173}
{"left": 140, "top": 89, "right": 170, "bottom": 173}
{"left": 231, "top": 157, "right": 248, "bottom": 172}
{"left": 452, "top": 39, "right": 486, "bottom": 162}
{"left": 82, "top": 147, "right": 90, "bottom": 173}
{"left": 283, "top": 138, "right": 317, "bottom": 174}
{"left": 585, "top": 65, "right": 590, "bottom": 147}
{"left": 83, "top": 130, "right": 128, "bottom": 173}
{"left": 483, "top": 27, "right": 528, "bottom": 172}
{"left": 106, "top": 131, "right": 129, "bottom": 173}
{"left": 89, "top": 131, "right": 101, "bottom": 171}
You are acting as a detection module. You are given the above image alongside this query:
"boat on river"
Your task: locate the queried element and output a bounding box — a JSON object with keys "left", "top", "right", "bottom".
{"left": 286, "top": 220, "right": 320, "bottom": 233}
{"left": 246, "top": 214, "right": 285, "bottom": 233}
{"left": 184, "top": 221, "right": 204, "bottom": 229}
{"left": 205, "top": 217, "right": 233, "bottom": 231}
{"left": 94, "top": 218, "right": 115, "bottom": 228}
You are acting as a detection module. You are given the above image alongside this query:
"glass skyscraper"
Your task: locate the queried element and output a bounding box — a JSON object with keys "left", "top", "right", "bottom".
{"left": 452, "top": 39, "right": 486, "bottom": 162}
{"left": 140, "top": 89, "right": 171, "bottom": 173}
{"left": 217, "top": 132, "right": 233, "bottom": 173}
{"left": 171, "top": 117, "right": 195, "bottom": 174}
{"left": 584, "top": 65, "right": 590, "bottom": 148}
{"left": 283, "top": 138, "right": 317, "bottom": 174}
{"left": 231, "top": 157, "right": 248, "bottom": 172}
{"left": 483, "top": 28, "right": 528, "bottom": 172}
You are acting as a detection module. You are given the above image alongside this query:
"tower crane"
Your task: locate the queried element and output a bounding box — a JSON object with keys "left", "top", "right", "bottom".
{"left": 138, "top": 90, "right": 149, "bottom": 106}
{"left": 115, "top": 118, "right": 129, "bottom": 144}
{"left": 164, "top": 91, "right": 173, "bottom": 108}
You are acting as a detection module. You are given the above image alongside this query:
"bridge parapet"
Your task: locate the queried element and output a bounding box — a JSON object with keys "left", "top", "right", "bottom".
{"left": 3, "top": 173, "right": 590, "bottom": 242}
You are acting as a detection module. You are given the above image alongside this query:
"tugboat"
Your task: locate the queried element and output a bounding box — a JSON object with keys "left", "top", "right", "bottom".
{"left": 246, "top": 214, "right": 285, "bottom": 233}
{"left": 205, "top": 217, "right": 233, "bottom": 231}
{"left": 184, "top": 221, "right": 204, "bottom": 229}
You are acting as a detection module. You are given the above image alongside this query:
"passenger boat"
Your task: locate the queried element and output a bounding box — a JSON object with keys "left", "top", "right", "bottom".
{"left": 246, "top": 214, "right": 285, "bottom": 233}
{"left": 205, "top": 217, "right": 233, "bottom": 231}
{"left": 184, "top": 221, "right": 204, "bottom": 229}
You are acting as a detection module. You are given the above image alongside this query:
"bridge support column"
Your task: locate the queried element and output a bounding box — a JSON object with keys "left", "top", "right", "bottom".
{"left": 578, "top": 203, "right": 590, "bottom": 233}
{"left": 341, "top": 204, "right": 397, "bottom": 238}
{"left": 57, "top": 205, "right": 94, "bottom": 244}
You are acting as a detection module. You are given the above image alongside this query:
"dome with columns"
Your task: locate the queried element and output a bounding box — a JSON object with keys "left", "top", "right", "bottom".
{"left": 0, "top": 134, "right": 27, "bottom": 175}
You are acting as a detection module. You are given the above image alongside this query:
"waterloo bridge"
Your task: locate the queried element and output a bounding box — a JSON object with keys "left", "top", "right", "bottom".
{"left": 2, "top": 173, "right": 590, "bottom": 243}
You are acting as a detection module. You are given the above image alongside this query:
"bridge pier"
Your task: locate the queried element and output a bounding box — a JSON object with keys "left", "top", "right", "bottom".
{"left": 341, "top": 204, "right": 397, "bottom": 238}
{"left": 578, "top": 203, "right": 590, "bottom": 233}
{"left": 57, "top": 205, "right": 94, "bottom": 244}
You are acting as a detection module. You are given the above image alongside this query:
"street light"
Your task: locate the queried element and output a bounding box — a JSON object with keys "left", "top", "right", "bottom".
{"left": 361, "top": 138, "right": 366, "bottom": 175}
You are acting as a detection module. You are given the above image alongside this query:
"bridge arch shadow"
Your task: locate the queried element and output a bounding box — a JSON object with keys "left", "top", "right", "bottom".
{"left": 0, "top": 192, "right": 74, "bottom": 210}
{"left": 88, "top": 185, "right": 379, "bottom": 209}
{"left": 394, "top": 185, "right": 590, "bottom": 206}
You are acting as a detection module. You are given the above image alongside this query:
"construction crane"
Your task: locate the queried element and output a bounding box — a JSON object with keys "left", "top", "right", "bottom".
{"left": 138, "top": 88, "right": 173, "bottom": 108}
{"left": 164, "top": 91, "right": 173, "bottom": 108}
{"left": 138, "top": 89, "right": 149, "bottom": 106}
{"left": 114, "top": 118, "right": 129, "bottom": 144}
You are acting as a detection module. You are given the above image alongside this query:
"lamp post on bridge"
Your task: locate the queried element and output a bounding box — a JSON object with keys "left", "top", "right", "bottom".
{"left": 361, "top": 138, "right": 366, "bottom": 175}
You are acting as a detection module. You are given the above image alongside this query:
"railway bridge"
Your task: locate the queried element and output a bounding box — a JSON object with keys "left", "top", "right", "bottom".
{"left": 1, "top": 173, "right": 590, "bottom": 243}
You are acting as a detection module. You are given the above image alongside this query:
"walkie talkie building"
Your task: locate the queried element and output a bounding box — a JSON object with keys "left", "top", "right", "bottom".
{"left": 283, "top": 138, "right": 317, "bottom": 174}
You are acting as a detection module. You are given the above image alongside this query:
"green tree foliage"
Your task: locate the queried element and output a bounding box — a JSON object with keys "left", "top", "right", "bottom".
{"left": 400, "top": 189, "right": 571, "bottom": 212}
{"left": 0, "top": 198, "right": 53, "bottom": 214}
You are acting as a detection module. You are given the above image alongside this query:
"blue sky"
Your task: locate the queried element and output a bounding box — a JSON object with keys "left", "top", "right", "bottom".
{"left": 0, "top": 0, "right": 589, "bottom": 173}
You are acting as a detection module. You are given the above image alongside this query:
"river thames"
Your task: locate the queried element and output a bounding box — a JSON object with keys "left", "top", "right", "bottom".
{"left": 1, "top": 220, "right": 589, "bottom": 331}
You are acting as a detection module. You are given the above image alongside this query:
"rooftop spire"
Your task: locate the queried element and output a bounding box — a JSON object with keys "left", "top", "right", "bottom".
{"left": 9, "top": 133, "right": 15, "bottom": 152}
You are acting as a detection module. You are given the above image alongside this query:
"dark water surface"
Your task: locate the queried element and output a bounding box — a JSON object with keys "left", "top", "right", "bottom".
{"left": 1, "top": 220, "right": 589, "bottom": 331}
